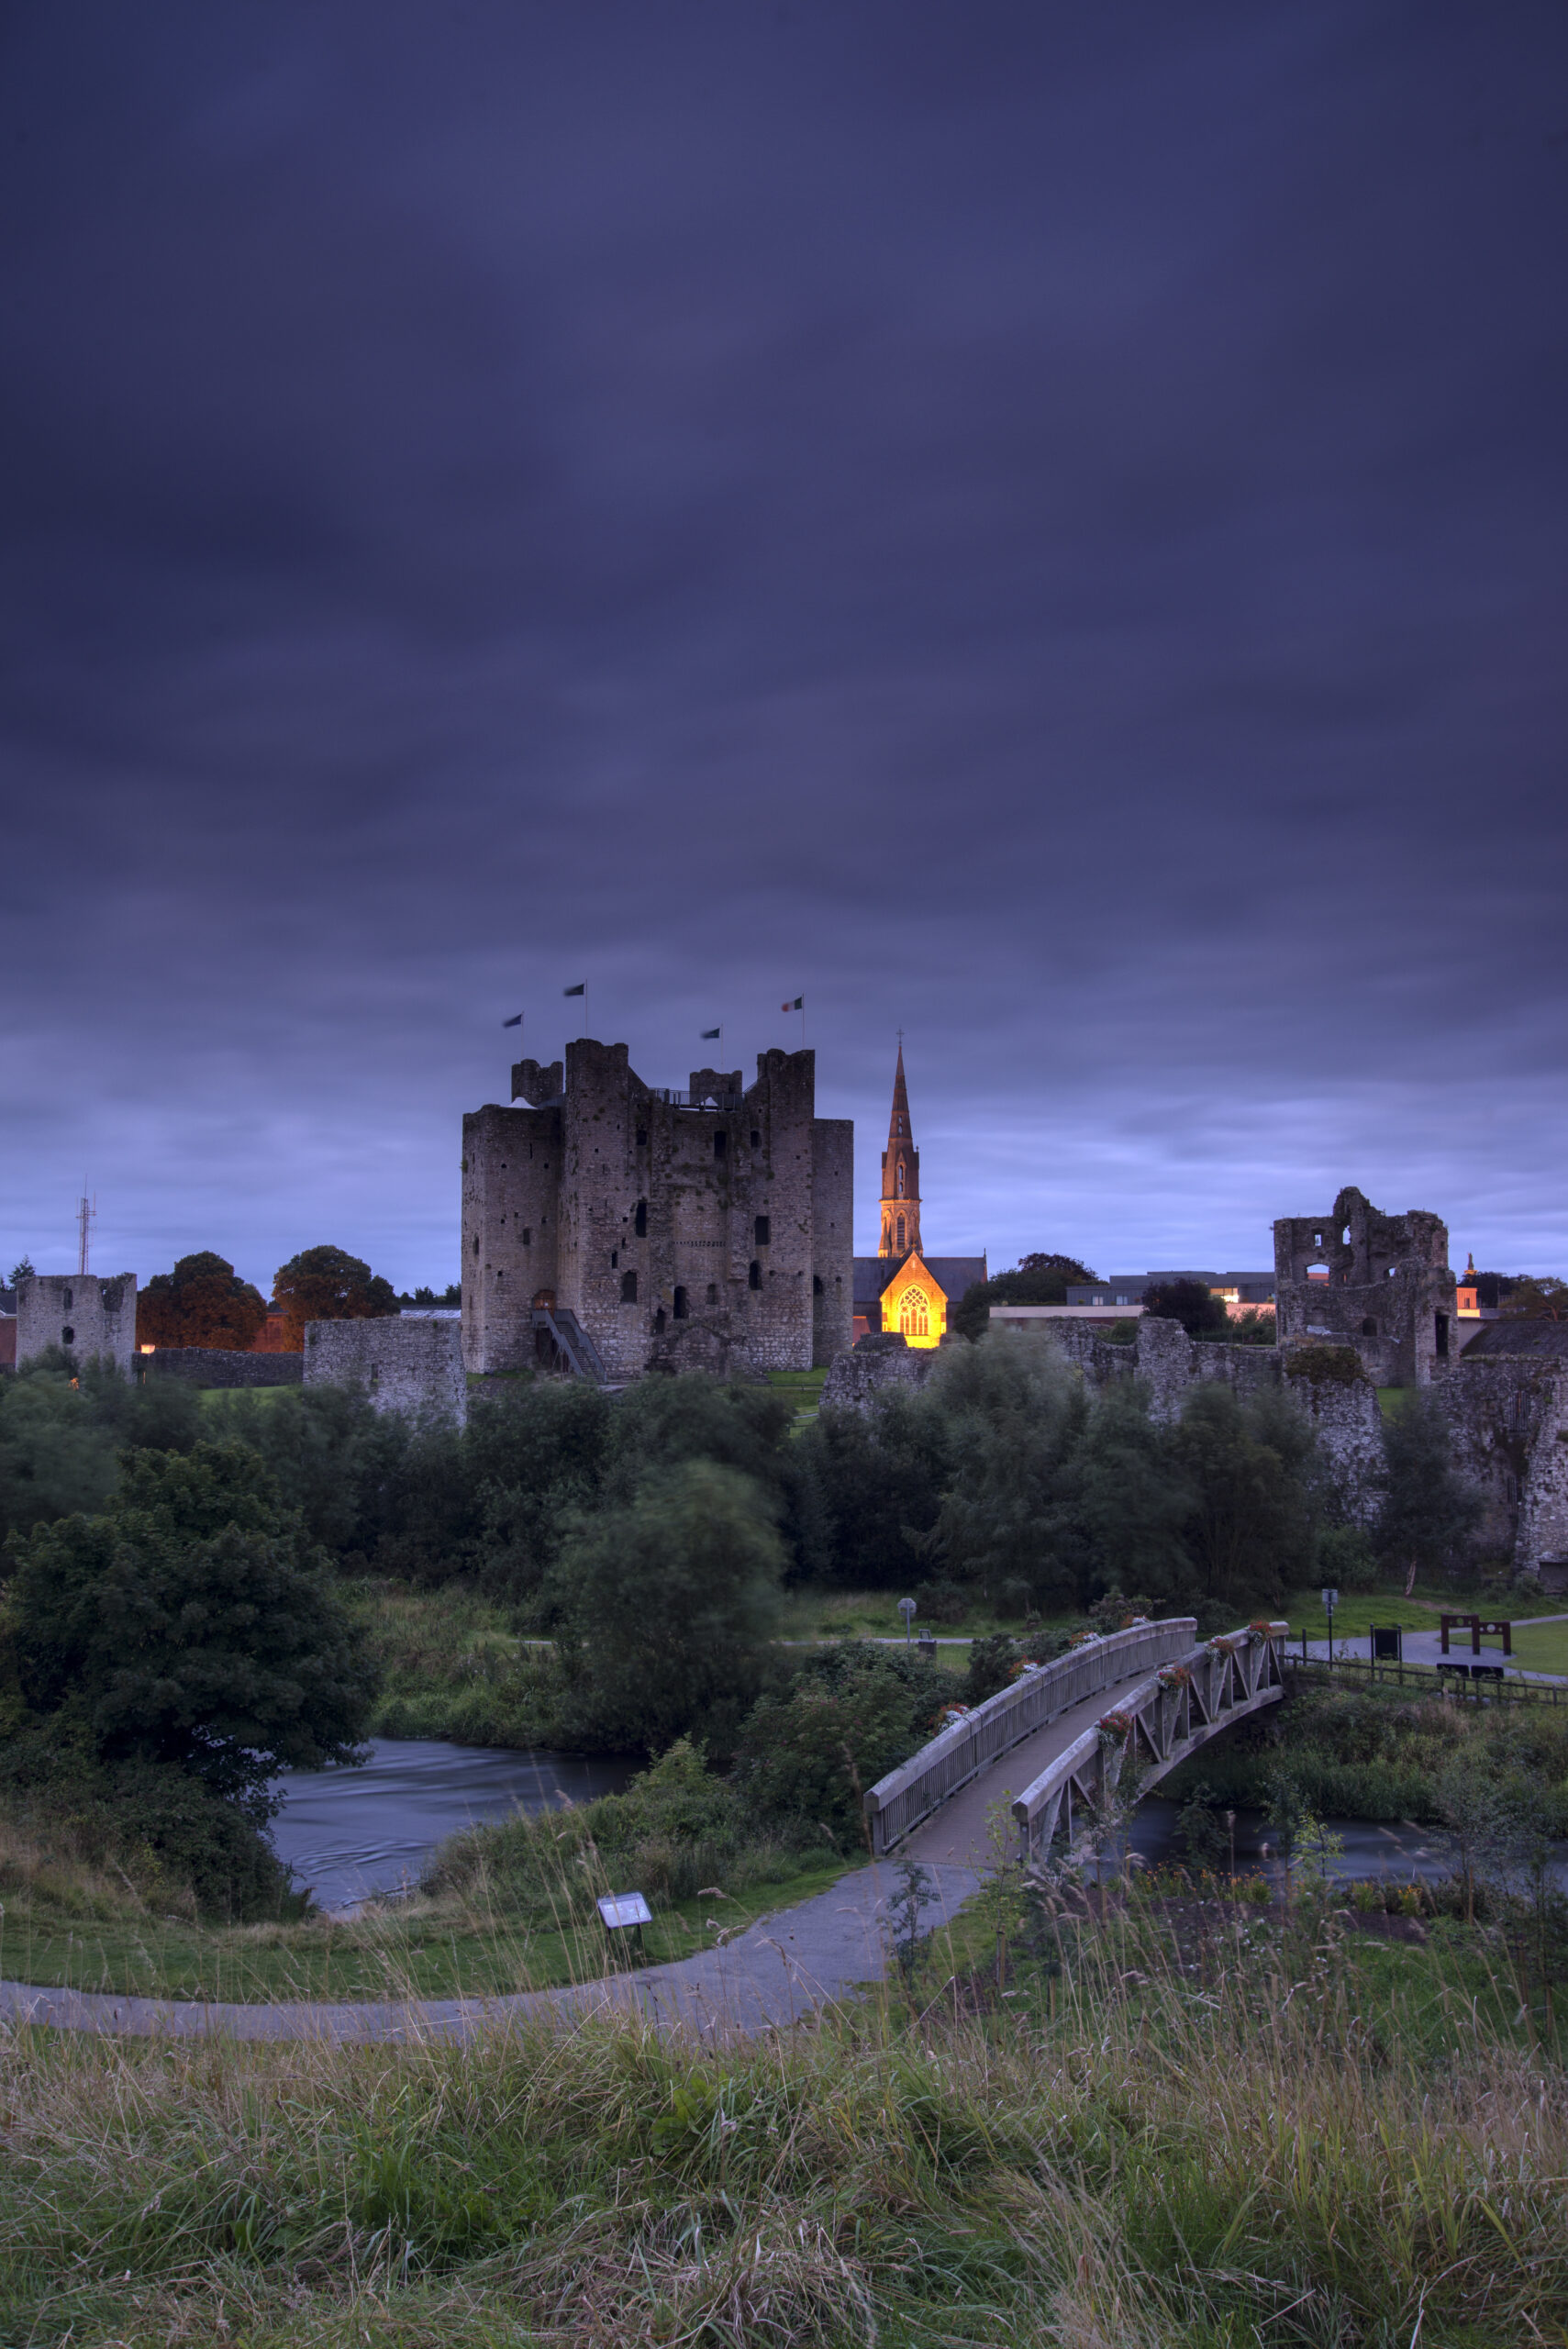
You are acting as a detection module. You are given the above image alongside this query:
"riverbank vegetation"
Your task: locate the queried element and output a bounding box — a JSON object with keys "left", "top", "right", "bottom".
{"left": 4, "top": 1878, "right": 1564, "bottom": 2346}
{"left": 1166, "top": 1675, "right": 1568, "bottom": 1835}
{"left": 1, "top": 1328, "right": 1554, "bottom": 1940}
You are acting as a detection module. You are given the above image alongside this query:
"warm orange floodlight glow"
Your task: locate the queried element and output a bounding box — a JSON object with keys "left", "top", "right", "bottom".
{"left": 880, "top": 1251, "right": 946, "bottom": 1349}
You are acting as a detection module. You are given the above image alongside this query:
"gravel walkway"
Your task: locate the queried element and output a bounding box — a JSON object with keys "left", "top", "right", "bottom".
{"left": 0, "top": 1861, "right": 982, "bottom": 2043}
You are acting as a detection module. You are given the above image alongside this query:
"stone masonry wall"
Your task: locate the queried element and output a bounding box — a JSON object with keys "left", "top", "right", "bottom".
{"left": 17, "top": 1273, "right": 137, "bottom": 1377}
{"left": 304, "top": 1318, "right": 467, "bottom": 1423}
{"left": 1443, "top": 1354, "right": 1568, "bottom": 1572}
{"left": 462, "top": 1039, "right": 851, "bottom": 1379}
{"left": 147, "top": 1347, "right": 303, "bottom": 1387}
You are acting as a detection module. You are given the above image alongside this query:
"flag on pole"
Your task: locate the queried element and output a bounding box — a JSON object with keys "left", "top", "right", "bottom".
{"left": 563, "top": 983, "right": 585, "bottom": 997}
{"left": 782, "top": 995, "right": 803, "bottom": 1012}
{"left": 700, "top": 1027, "right": 721, "bottom": 1041}
{"left": 502, "top": 1013, "right": 522, "bottom": 1028}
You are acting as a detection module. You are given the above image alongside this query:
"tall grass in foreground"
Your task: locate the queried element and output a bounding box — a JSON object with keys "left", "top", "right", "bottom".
{"left": 2, "top": 1897, "right": 1563, "bottom": 2345}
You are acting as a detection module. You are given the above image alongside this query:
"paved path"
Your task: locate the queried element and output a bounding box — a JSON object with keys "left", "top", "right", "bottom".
{"left": 0, "top": 1862, "right": 981, "bottom": 2043}
{"left": 1298, "top": 1612, "right": 1568, "bottom": 1681}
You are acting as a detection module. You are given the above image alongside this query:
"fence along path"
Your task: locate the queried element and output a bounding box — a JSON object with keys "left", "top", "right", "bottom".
{"left": 868, "top": 1619, "right": 1292, "bottom": 1871}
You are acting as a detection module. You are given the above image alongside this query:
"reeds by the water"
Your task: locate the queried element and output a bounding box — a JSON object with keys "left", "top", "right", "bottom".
{"left": 2, "top": 1883, "right": 1562, "bottom": 2345}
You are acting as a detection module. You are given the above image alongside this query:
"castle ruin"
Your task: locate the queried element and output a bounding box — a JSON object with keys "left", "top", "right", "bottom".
{"left": 462, "top": 1038, "right": 852, "bottom": 1381}
{"left": 16, "top": 1272, "right": 137, "bottom": 1378}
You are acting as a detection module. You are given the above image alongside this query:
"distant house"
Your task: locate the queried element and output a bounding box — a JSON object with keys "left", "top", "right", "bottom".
{"left": 1065, "top": 1270, "right": 1276, "bottom": 1316}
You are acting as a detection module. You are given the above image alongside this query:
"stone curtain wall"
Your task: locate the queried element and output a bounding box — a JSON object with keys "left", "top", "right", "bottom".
{"left": 16, "top": 1273, "right": 137, "bottom": 1378}
{"left": 147, "top": 1348, "right": 303, "bottom": 1387}
{"left": 1445, "top": 1353, "right": 1568, "bottom": 1574}
{"left": 462, "top": 1038, "right": 852, "bottom": 1380}
{"left": 304, "top": 1318, "right": 467, "bottom": 1424}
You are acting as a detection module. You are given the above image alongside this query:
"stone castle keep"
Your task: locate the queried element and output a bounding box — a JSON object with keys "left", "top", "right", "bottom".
{"left": 462, "top": 1038, "right": 853, "bottom": 1381}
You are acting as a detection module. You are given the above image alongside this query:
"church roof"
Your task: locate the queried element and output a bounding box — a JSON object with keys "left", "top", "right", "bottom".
{"left": 853, "top": 1253, "right": 988, "bottom": 1308}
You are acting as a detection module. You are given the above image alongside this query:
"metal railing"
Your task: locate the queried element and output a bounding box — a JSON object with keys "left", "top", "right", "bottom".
{"left": 862, "top": 1618, "right": 1195, "bottom": 1855}
{"left": 1285, "top": 1653, "right": 1565, "bottom": 1707}
{"left": 1011, "top": 1622, "right": 1290, "bottom": 1858}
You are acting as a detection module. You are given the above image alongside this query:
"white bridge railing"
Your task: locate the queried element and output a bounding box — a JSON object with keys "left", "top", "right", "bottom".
{"left": 1011, "top": 1620, "right": 1291, "bottom": 1858}
{"left": 862, "top": 1619, "right": 1195, "bottom": 1857}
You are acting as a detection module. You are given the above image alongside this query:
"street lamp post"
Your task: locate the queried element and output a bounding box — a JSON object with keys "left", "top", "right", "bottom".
{"left": 898, "top": 1597, "right": 917, "bottom": 1648}
{"left": 1321, "top": 1585, "right": 1339, "bottom": 1661}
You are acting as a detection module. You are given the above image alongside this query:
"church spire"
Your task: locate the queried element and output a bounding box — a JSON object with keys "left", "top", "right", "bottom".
{"left": 878, "top": 1042, "right": 922, "bottom": 1261}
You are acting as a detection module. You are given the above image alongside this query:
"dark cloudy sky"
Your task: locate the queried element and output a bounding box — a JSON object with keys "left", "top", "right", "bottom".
{"left": 4, "top": 2, "right": 1565, "bottom": 1295}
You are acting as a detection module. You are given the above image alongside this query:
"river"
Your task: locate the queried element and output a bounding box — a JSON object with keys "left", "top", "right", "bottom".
{"left": 267, "top": 1739, "right": 637, "bottom": 1909}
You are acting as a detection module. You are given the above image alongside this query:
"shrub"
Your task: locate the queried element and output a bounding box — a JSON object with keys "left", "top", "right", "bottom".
{"left": 736, "top": 1642, "right": 947, "bottom": 1842}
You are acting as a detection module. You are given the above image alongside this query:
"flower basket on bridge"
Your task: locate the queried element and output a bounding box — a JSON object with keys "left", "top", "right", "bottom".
{"left": 1097, "top": 1708, "right": 1135, "bottom": 1749}
{"left": 1205, "top": 1636, "right": 1242, "bottom": 1660}
{"left": 1156, "top": 1662, "right": 1192, "bottom": 1692}
{"left": 931, "top": 1702, "right": 970, "bottom": 1731}
{"left": 1069, "top": 1631, "right": 1101, "bottom": 1649}
{"left": 1248, "top": 1619, "right": 1276, "bottom": 1639}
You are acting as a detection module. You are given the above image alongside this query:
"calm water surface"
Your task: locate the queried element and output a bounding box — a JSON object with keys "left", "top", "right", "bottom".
{"left": 1129, "top": 1796, "right": 1568, "bottom": 1888}
{"left": 268, "top": 1740, "right": 637, "bottom": 1910}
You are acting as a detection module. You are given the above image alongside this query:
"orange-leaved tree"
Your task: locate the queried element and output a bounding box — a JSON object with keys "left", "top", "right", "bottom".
{"left": 272, "top": 1246, "right": 399, "bottom": 1349}
{"left": 137, "top": 1253, "right": 268, "bottom": 1352}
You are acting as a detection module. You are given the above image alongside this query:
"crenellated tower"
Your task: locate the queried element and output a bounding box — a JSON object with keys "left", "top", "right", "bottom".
{"left": 878, "top": 1043, "right": 922, "bottom": 1261}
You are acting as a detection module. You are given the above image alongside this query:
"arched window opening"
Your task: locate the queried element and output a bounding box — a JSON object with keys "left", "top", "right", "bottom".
{"left": 636, "top": 1127, "right": 648, "bottom": 1147}
{"left": 673, "top": 1286, "right": 688, "bottom": 1319}
{"left": 748, "top": 1261, "right": 762, "bottom": 1292}
{"left": 813, "top": 1275, "right": 823, "bottom": 1296}
{"left": 653, "top": 1306, "right": 666, "bottom": 1334}
{"left": 1361, "top": 1318, "right": 1378, "bottom": 1337}
{"left": 895, "top": 1215, "right": 906, "bottom": 1252}
{"left": 1435, "top": 1311, "right": 1450, "bottom": 1359}
{"left": 1306, "top": 1261, "right": 1329, "bottom": 1282}
{"left": 610, "top": 1250, "right": 617, "bottom": 1268}
{"left": 899, "top": 1288, "right": 929, "bottom": 1340}
{"left": 634, "top": 1199, "right": 647, "bottom": 1236}
{"left": 754, "top": 1215, "right": 770, "bottom": 1246}
{"left": 706, "top": 1283, "right": 718, "bottom": 1306}
{"left": 61, "top": 1325, "right": 75, "bottom": 1345}
{"left": 620, "top": 1270, "right": 638, "bottom": 1304}
{"left": 895, "top": 1163, "right": 906, "bottom": 1197}
{"left": 1340, "top": 1225, "right": 1351, "bottom": 1246}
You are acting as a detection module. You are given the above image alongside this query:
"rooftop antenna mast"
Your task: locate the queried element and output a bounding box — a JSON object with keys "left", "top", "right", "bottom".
{"left": 76, "top": 1184, "right": 95, "bottom": 1275}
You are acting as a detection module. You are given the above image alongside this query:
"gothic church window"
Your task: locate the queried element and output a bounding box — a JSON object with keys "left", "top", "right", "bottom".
{"left": 896, "top": 1164, "right": 906, "bottom": 1196}
{"left": 899, "top": 1289, "right": 929, "bottom": 1339}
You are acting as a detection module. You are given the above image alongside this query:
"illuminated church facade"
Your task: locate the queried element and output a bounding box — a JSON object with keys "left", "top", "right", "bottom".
{"left": 851, "top": 1046, "right": 986, "bottom": 1347}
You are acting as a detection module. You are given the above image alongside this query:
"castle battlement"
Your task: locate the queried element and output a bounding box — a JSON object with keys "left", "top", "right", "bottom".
{"left": 462, "top": 1038, "right": 852, "bottom": 1380}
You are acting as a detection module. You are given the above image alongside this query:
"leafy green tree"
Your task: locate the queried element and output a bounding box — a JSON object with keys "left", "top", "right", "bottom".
{"left": 1373, "top": 1387, "right": 1482, "bottom": 1583}
{"left": 794, "top": 1384, "right": 952, "bottom": 1587}
{"left": 1143, "top": 1278, "right": 1230, "bottom": 1339}
{"left": 0, "top": 1360, "right": 120, "bottom": 1542}
{"left": 272, "top": 1245, "right": 399, "bottom": 1349}
{"left": 6, "top": 1256, "right": 34, "bottom": 1288}
{"left": 548, "top": 1459, "right": 785, "bottom": 1752}
{"left": 1500, "top": 1275, "right": 1568, "bottom": 1321}
{"left": 1062, "top": 1385, "right": 1193, "bottom": 1609}
{"left": 950, "top": 1254, "right": 1097, "bottom": 1341}
{"left": 6, "top": 1441, "right": 376, "bottom": 1808}
{"left": 137, "top": 1252, "right": 267, "bottom": 1351}
{"left": 738, "top": 1642, "right": 946, "bottom": 1842}
{"left": 918, "top": 1332, "right": 1088, "bottom": 1606}
{"left": 1168, "top": 1384, "right": 1314, "bottom": 1609}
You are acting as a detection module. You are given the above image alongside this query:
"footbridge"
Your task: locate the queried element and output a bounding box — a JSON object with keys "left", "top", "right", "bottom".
{"left": 864, "top": 1618, "right": 1291, "bottom": 1868}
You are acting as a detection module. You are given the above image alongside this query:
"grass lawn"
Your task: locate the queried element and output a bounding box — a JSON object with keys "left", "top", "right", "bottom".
{"left": 774, "top": 1582, "right": 1058, "bottom": 1644}
{"left": 767, "top": 1364, "right": 828, "bottom": 1423}
{"left": 1278, "top": 1584, "right": 1552, "bottom": 1641}
{"left": 1507, "top": 1620, "right": 1568, "bottom": 1675}
{"left": 0, "top": 1855, "right": 852, "bottom": 2005}
{"left": 195, "top": 1383, "right": 298, "bottom": 1409}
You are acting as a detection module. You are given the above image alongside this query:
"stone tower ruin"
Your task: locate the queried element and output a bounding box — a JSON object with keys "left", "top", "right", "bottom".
{"left": 1273, "top": 1185, "right": 1455, "bottom": 1386}
{"left": 462, "top": 1037, "right": 853, "bottom": 1381}
{"left": 16, "top": 1272, "right": 138, "bottom": 1378}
